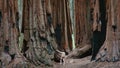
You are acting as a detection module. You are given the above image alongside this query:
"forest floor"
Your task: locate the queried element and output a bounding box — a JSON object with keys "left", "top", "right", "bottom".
{"left": 5, "top": 55, "right": 120, "bottom": 68}
{"left": 52, "top": 56, "right": 120, "bottom": 68}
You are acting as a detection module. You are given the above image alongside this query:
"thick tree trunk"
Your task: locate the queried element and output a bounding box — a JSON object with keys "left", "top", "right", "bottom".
{"left": 50, "top": 0, "right": 73, "bottom": 53}
{"left": 0, "top": 0, "right": 73, "bottom": 67}
{"left": 23, "top": 0, "right": 57, "bottom": 66}
{"left": 69, "top": 0, "right": 92, "bottom": 58}
{"left": 0, "top": 0, "right": 30, "bottom": 68}
{"left": 96, "top": 0, "right": 120, "bottom": 62}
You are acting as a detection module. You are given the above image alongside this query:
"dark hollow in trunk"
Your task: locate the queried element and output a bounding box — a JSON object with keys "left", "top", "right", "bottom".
{"left": 91, "top": 0, "right": 107, "bottom": 61}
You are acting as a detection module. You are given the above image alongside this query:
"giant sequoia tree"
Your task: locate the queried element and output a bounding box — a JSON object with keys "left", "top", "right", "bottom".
{"left": 0, "top": 0, "right": 73, "bottom": 67}
{"left": 0, "top": 0, "right": 30, "bottom": 68}
{"left": 67, "top": 0, "right": 92, "bottom": 58}
{"left": 50, "top": 0, "right": 73, "bottom": 52}
{"left": 96, "top": 0, "right": 120, "bottom": 62}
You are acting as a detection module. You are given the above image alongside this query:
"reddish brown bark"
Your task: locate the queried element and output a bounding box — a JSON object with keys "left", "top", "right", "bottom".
{"left": 96, "top": 0, "right": 120, "bottom": 62}
{"left": 75, "top": 0, "right": 92, "bottom": 49}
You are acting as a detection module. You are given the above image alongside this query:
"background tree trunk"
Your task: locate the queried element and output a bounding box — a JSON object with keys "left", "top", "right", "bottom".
{"left": 50, "top": 0, "right": 73, "bottom": 52}
{"left": 69, "top": 0, "right": 92, "bottom": 58}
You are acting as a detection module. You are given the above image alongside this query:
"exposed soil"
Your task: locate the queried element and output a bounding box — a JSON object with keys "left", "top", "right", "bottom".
{"left": 53, "top": 56, "right": 120, "bottom": 68}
